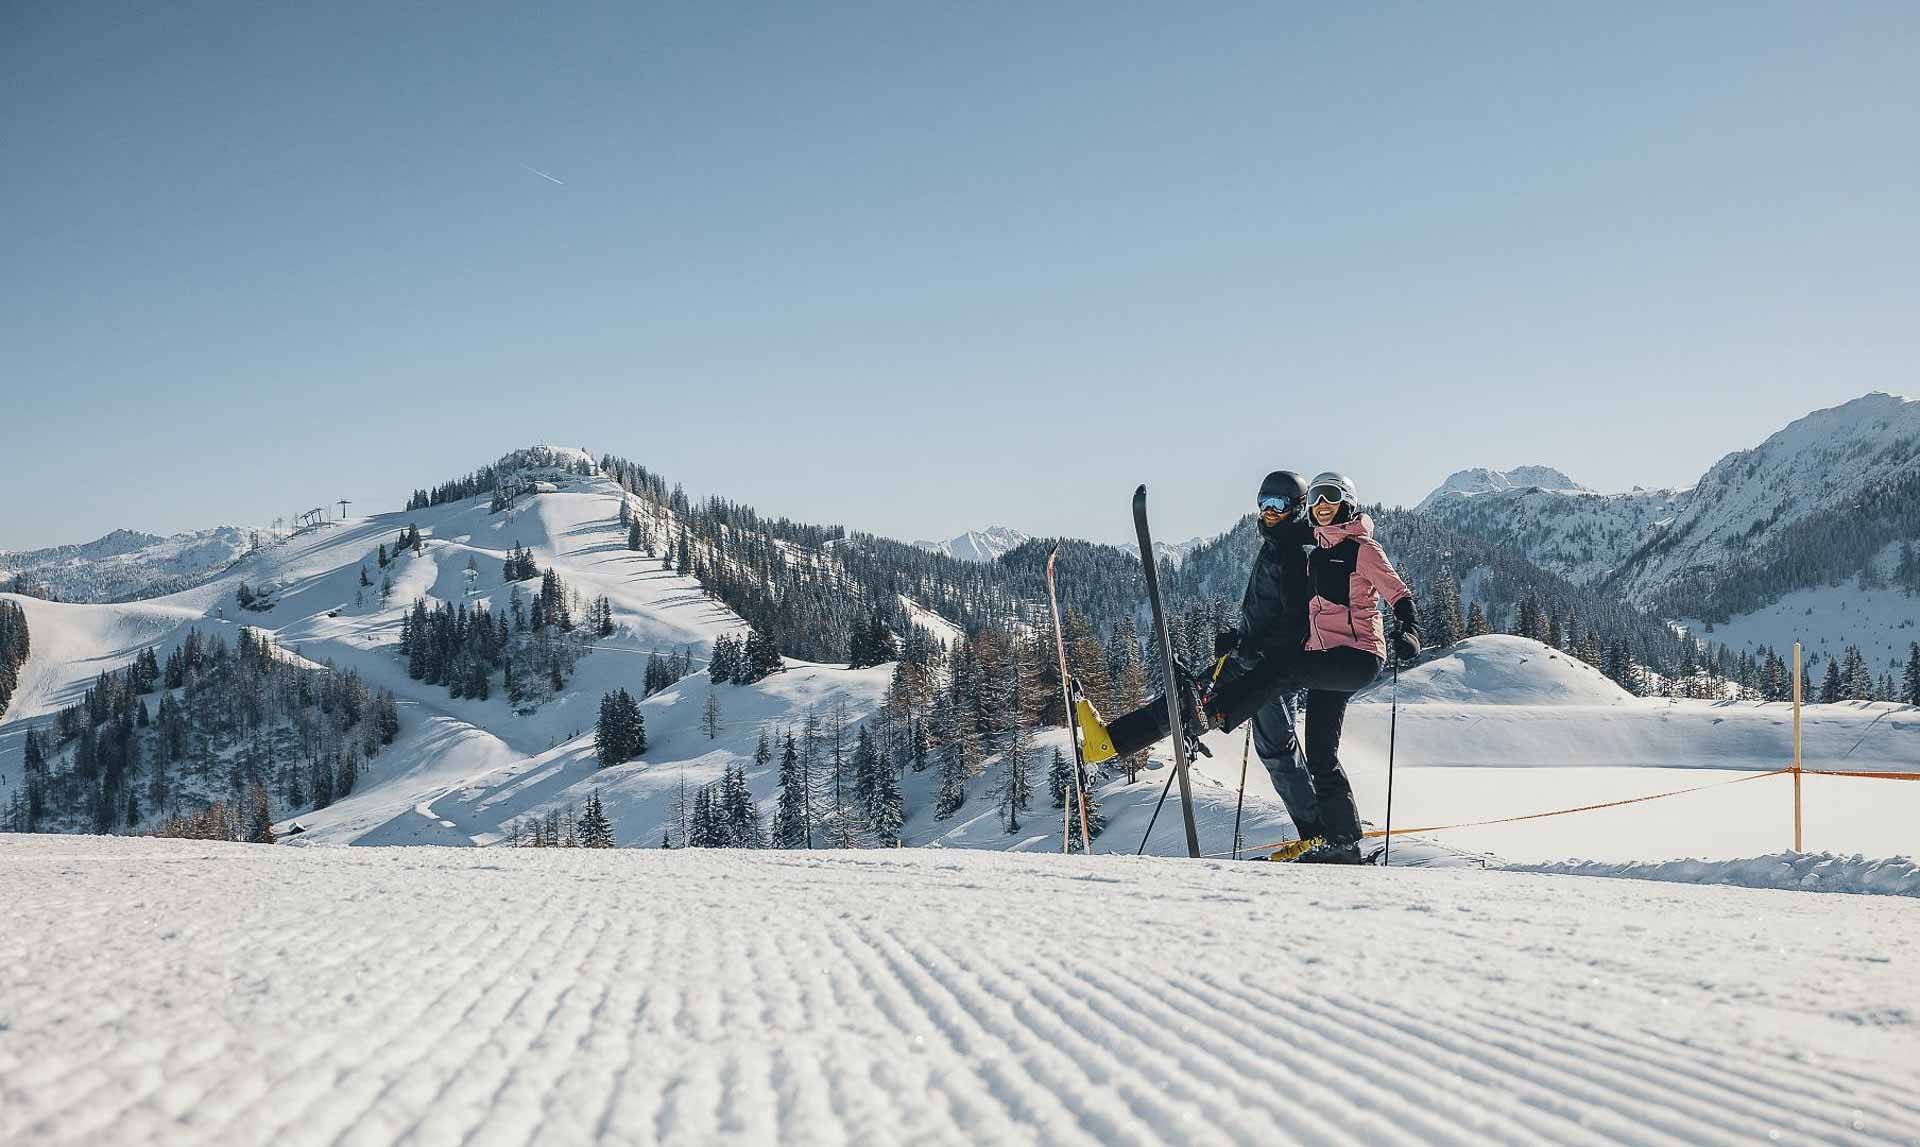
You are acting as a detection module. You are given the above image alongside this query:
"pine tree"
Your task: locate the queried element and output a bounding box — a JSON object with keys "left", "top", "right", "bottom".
{"left": 1842, "top": 645, "right": 1872, "bottom": 701}
{"left": 246, "top": 784, "right": 275, "bottom": 844}
{"left": 578, "top": 791, "right": 616, "bottom": 847}
{"left": 1047, "top": 746, "right": 1070, "bottom": 809}
{"left": 1068, "top": 759, "right": 1103, "bottom": 850}
{"left": 594, "top": 688, "right": 646, "bottom": 766}
{"left": 935, "top": 739, "right": 967, "bottom": 819}
{"left": 776, "top": 730, "right": 810, "bottom": 847}
{"left": 1905, "top": 643, "right": 1920, "bottom": 707}
{"left": 993, "top": 719, "right": 1034, "bottom": 833}
{"left": 1820, "top": 657, "right": 1842, "bottom": 704}
{"left": 1465, "top": 600, "right": 1489, "bottom": 638}
{"left": 723, "top": 764, "right": 761, "bottom": 847}
{"left": 701, "top": 687, "right": 722, "bottom": 739}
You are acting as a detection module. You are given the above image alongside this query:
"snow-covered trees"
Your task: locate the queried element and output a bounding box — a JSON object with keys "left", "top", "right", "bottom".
{"left": 643, "top": 648, "right": 697, "bottom": 696}
{"left": 0, "top": 600, "right": 28, "bottom": 720}
{"left": 703, "top": 628, "right": 783, "bottom": 687}
{"left": 856, "top": 726, "right": 903, "bottom": 846}
{"left": 701, "top": 688, "right": 722, "bottom": 739}
{"left": 774, "top": 730, "right": 810, "bottom": 847}
{"left": 577, "top": 791, "right": 616, "bottom": 848}
{"left": 1422, "top": 572, "right": 1464, "bottom": 649}
{"left": 23, "top": 628, "right": 398, "bottom": 838}
{"left": 594, "top": 689, "right": 647, "bottom": 766}
{"left": 1906, "top": 643, "right": 1920, "bottom": 707}
{"left": 847, "top": 613, "right": 896, "bottom": 669}
{"left": 1820, "top": 657, "right": 1843, "bottom": 704}
{"left": 741, "top": 628, "right": 784, "bottom": 682}
{"left": 502, "top": 543, "right": 540, "bottom": 583}
{"left": 686, "top": 764, "right": 761, "bottom": 848}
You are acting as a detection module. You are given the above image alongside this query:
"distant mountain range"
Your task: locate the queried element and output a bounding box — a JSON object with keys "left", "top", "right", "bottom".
{"left": 1, "top": 526, "right": 278, "bottom": 603}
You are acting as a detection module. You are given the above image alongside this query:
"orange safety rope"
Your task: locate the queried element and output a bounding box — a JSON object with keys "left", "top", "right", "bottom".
{"left": 1798, "top": 768, "right": 1920, "bottom": 781}
{"left": 1217, "top": 767, "right": 1794, "bottom": 860}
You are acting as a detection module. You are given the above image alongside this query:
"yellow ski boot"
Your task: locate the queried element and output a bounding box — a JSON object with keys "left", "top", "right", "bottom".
{"left": 1070, "top": 679, "right": 1119, "bottom": 765}
{"left": 1266, "top": 836, "right": 1326, "bottom": 863}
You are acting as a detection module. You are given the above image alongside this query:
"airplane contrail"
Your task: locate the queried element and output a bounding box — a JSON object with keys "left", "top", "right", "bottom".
{"left": 521, "top": 165, "right": 566, "bottom": 185}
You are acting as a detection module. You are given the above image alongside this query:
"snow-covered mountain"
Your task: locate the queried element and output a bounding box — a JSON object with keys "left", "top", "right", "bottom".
{"left": 1414, "top": 465, "right": 1590, "bottom": 511}
{"left": 1153, "top": 536, "right": 1204, "bottom": 568}
{"left": 1415, "top": 393, "right": 1920, "bottom": 653}
{"left": 912, "top": 526, "right": 1030, "bottom": 563}
{"left": 0, "top": 525, "right": 282, "bottom": 603}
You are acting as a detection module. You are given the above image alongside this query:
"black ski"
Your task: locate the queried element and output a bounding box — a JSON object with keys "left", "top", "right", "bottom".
{"left": 1133, "top": 484, "right": 1202, "bottom": 859}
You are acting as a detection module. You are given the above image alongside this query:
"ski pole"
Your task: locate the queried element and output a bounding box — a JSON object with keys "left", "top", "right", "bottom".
{"left": 1384, "top": 657, "right": 1398, "bottom": 867}
{"left": 1136, "top": 760, "right": 1179, "bottom": 856}
{"left": 1231, "top": 724, "right": 1251, "bottom": 860}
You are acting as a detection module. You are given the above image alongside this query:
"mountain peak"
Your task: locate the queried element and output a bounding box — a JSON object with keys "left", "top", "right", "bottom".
{"left": 913, "top": 527, "right": 1031, "bottom": 563}
{"left": 1417, "top": 466, "right": 1587, "bottom": 511}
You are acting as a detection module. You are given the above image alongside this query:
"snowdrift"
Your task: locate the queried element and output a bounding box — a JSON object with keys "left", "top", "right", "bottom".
{"left": 1386, "top": 634, "right": 1633, "bottom": 706}
{"left": 1511, "top": 851, "right": 1920, "bottom": 898}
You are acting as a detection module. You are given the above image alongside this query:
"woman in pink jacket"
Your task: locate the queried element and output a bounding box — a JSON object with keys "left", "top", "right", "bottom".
{"left": 1203, "top": 472, "right": 1421, "bottom": 861}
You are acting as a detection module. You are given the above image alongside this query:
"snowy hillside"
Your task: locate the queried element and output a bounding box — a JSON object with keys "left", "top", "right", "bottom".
{"left": 913, "top": 526, "right": 1031, "bottom": 562}
{"left": 7, "top": 834, "right": 1918, "bottom": 1146}
{"left": 0, "top": 525, "right": 280, "bottom": 602}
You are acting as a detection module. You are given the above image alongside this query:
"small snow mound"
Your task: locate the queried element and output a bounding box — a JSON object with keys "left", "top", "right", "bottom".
{"left": 1385, "top": 635, "right": 1632, "bottom": 706}
{"left": 1510, "top": 851, "right": 1919, "bottom": 898}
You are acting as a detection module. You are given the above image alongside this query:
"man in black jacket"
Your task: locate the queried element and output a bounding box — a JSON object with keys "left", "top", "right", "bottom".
{"left": 1100, "top": 471, "right": 1319, "bottom": 839}
{"left": 1214, "top": 471, "right": 1327, "bottom": 844}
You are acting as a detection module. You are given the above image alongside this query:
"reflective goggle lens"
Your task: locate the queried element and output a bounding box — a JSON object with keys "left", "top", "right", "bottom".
{"left": 1258, "top": 495, "right": 1293, "bottom": 514}
{"left": 1308, "top": 485, "right": 1347, "bottom": 506}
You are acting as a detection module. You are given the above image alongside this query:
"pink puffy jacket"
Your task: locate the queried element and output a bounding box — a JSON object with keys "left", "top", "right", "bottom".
{"left": 1304, "top": 514, "right": 1413, "bottom": 660}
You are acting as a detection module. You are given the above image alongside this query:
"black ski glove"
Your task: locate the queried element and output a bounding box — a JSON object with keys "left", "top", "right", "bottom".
{"left": 1213, "top": 628, "right": 1241, "bottom": 658}
{"left": 1390, "top": 597, "right": 1421, "bottom": 661}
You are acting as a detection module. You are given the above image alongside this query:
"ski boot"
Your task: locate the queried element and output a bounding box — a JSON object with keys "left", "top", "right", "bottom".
{"left": 1169, "top": 657, "right": 1216, "bottom": 758}
{"left": 1293, "top": 838, "right": 1364, "bottom": 865}
{"left": 1068, "top": 677, "right": 1120, "bottom": 766}
{"left": 1265, "top": 836, "right": 1326, "bottom": 863}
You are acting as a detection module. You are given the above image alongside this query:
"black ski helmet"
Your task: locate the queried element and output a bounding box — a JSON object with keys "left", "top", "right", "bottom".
{"left": 1258, "top": 470, "right": 1308, "bottom": 514}
{"left": 1257, "top": 471, "right": 1307, "bottom": 542}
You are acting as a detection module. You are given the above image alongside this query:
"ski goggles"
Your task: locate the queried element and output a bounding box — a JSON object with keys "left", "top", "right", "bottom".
{"left": 1308, "top": 484, "right": 1351, "bottom": 507}
{"left": 1257, "top": 495, "right": 1295, "bottom": 515}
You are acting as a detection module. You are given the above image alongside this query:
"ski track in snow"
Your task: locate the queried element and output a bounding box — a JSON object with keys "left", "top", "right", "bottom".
{"left": 4, "top": 837, "right": 1917, "bottom": 1146}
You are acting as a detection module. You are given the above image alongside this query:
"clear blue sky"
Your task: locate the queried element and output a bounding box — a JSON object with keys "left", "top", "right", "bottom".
{"left": 4, "top": 2, "right": 1915, "bottom": 550}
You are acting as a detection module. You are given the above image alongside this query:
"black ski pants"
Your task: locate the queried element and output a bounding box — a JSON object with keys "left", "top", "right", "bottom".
{"left": 1105, "top": 646, "right": 1381, "bottom": 847}
{"left": 1251, "top": 693, "right": 1320, "bottom": 841}
{"left": 1224, "top": 645, "right": 1381, "bottom": 847}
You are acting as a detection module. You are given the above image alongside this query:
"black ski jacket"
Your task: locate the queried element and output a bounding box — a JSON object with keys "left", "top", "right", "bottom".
{"left": 1236, "top": 518, "right": 1314, "bottom": 662}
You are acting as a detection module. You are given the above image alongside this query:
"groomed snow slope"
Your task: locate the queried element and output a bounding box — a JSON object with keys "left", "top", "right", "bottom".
{"left": 4, "top": 836, "right": 1917, "bottom": 1146}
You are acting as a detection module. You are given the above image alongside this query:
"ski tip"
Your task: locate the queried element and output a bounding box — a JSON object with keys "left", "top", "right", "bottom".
{"left": 1132, "top": 484, "right": 1147, "bottom": 508}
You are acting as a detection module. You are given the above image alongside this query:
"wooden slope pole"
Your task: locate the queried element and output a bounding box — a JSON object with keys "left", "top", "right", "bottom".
{"left": 1792, "top": 641, "right": 1803, "bottom": 853}
{"left": 1046, "top": 548, "right": 1096, "bottom": 854}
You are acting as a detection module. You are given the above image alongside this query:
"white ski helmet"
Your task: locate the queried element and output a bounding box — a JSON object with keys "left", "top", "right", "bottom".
{"left": 1307, "top": 472, "right": 1357, "bottom": 511}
